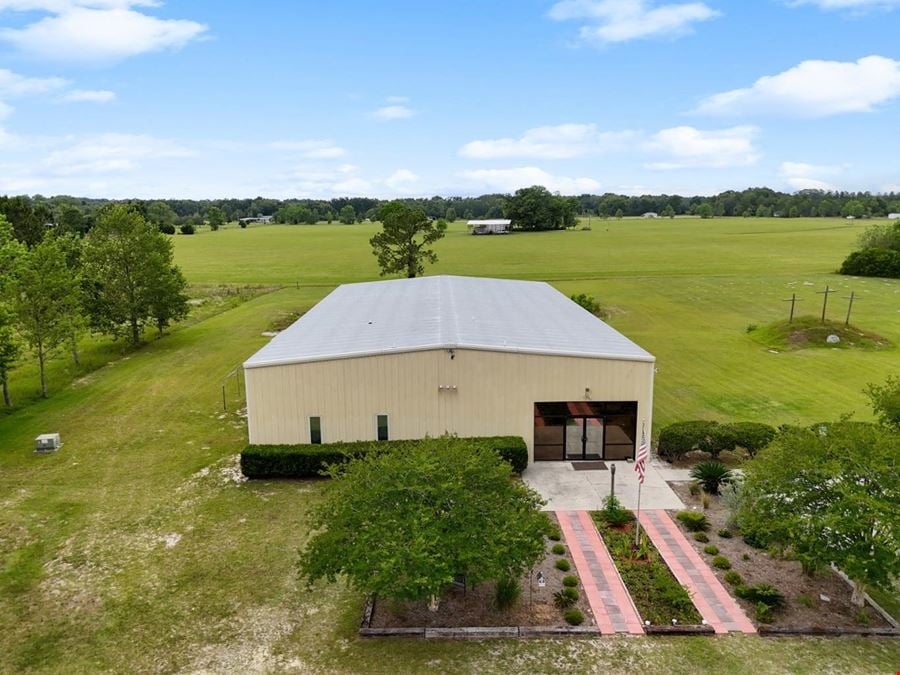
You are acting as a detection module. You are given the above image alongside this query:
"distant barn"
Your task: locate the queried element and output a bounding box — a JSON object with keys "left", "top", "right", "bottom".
{"left": 469, "top": 219, "right": 511, "bottom": 235}
{"left": 239, "top": 215, "right": 275, "bottom": 225}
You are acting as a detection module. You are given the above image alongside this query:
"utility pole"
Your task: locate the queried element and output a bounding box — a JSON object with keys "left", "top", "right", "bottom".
{"left": 817, "top": 285, "right": 837, "bottom": 324}
{"left": 782, "top": 293, "right": 802, "bottom": 323}
{"left": 843, "top": 291, "right": 859, "bottom": 326}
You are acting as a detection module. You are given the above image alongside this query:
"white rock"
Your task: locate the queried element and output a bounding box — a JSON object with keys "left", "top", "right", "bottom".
{"left": 819, "top": 593, "right": 831, "bottom": 603}
{"left": 826, "top": 335, "right": 840, "bottom": 344}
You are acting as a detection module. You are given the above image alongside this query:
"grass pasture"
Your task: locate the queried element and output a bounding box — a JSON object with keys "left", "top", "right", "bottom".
{"left": 0, "top": 217, "right": 898, "bottom": 672}
{"left": 176, "top": 217, "right": 900, "bottom": 427}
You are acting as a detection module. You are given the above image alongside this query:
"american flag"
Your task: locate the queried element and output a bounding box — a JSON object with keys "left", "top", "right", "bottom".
{"left": 634, "top": 426, "right": 649, "bottom": 484}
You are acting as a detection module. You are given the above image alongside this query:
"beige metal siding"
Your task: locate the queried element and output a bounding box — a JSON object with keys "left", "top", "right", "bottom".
{"left": 245, "top": 348, "right": 654, "bottom": 461}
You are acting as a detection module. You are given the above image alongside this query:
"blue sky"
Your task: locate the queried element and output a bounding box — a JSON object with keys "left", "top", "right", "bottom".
{"left": 0, "top": 0, "right": 898, "bottom": 199}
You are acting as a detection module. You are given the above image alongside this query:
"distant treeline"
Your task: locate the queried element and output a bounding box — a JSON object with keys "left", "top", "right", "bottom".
{"left": 2, "top": 187, "right": 899, "bottom": 241}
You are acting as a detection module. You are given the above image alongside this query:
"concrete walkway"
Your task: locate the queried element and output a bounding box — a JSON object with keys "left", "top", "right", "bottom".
{"left": 556, "top": 511, "right": 644, "bottom": 635}
{"left": 524, "top": 461, "right": 685, "bottom": 512}
{"left": 638, "top": 510, "right": 756, "bottom": 634}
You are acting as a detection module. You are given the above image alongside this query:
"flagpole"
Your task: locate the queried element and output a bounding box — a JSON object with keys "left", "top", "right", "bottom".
{"left": 634, "top": 420, "right": 646, "bottom": 548}
{"left": 634, "top": 480, "right": 643, "bottom": 548}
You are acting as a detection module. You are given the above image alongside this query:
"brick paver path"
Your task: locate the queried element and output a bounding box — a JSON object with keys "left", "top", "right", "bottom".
{"left": 639, "top": 510, "right": 756, "bottom": 634}
{"left": 556, "top": 511, "right": 644, "bottom": 635}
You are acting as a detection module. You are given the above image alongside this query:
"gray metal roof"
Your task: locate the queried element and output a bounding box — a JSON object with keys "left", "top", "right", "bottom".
{"left": 244, "top": 275, "right": 655, "bottom": 369}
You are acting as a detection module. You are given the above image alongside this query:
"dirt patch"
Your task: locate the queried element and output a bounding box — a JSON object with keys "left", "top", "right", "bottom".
{"left": 370, "top": 514, "right": 594, "bottom": 629}
{"left": 668, "top": 481, "right": 889, "bottom": 629}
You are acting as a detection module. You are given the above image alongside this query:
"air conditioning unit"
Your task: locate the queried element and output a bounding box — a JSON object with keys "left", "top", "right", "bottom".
{"left": 35, "top": 433, "right": 62, "bottom": 454}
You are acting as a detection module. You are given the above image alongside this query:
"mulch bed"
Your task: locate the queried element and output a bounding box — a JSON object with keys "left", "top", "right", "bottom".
{"left": 668, "top": 481, "right": 890, "bottom": 630}
{"left": 369, "top": 513, "right": 595, "bottom": 629}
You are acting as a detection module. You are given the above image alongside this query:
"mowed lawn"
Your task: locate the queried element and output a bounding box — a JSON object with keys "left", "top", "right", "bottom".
{"left": 175, "top": 217, "right": 900, "bottom": 427}
{"left": 0, "top": 218, "right": 898, "bottom": 672}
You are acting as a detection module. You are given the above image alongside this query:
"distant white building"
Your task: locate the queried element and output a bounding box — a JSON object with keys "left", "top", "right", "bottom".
{"left": 468, "top": 219, "right": 511, "bottom": 235}
{"left": 888, "top": 213, "right": 900, "bottom": 220}
{"left": 240, "top": 215, "right": 275, "bottom": 225}
{"left": 642, "top": 212, "right": 659, "bottom": 219}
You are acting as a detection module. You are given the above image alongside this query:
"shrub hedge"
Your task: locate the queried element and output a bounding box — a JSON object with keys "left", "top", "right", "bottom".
{"left": 658, "top": 420, "right": 777, "bottom": 461}
{"left": 839, "top": 247, "right": 900, "bottom": 279}
{"left": 241, "top": 435, "right": 528, "bottom": 479}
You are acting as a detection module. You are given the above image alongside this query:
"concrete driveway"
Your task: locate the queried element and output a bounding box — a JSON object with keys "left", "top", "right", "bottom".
{"left": 522, "top": 460, "right": 686, "bottom": 512}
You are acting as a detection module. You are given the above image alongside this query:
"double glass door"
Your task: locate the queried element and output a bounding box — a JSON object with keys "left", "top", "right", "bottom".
{"left": 565, "top": 417, "right": 604, "bottom": 460}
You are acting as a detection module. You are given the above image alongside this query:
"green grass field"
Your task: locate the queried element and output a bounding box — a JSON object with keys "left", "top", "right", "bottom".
{"left": 0, "top": 217, "right": 898, "bottom": 673}
{"left": 176, "top": 217, "right": 900, "bottom": 428}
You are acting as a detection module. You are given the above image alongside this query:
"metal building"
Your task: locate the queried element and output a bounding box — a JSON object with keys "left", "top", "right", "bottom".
{"left": 243, "top": 276, "right": 655, "bottom": 464}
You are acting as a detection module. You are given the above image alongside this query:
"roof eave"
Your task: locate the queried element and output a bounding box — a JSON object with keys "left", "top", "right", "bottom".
{"left": 243, "top": 343, "right": 656, "bottom": 370}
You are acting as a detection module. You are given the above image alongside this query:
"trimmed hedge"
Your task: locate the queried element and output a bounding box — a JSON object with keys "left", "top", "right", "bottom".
{"left": 658, "top": 420, "right": 777, "bottom": 461}
{"left": 241, "top": 435, "right": 528, "bottom": 479}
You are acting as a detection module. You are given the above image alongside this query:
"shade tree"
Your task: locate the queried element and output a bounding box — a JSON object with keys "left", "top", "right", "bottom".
{"left": 82, "top": 205, "right": 189, "bottom": 346}
{"left": 369, "top": 202, "right": 446, "bottom": 278}
{"left": 299, "top": 437, "right": 547, "bottom": 608}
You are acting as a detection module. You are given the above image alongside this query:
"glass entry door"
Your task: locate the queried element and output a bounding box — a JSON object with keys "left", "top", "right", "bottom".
{"left": 565, "top": 417, "right": 605, "bottom": 460}
{"left": 565, "top": 418, "right": 584, "bottom": 460}
{"left": 534, "top": 402, "right": 638, "bottom": 461}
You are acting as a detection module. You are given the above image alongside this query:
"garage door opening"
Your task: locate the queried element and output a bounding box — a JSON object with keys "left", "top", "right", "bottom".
{"left": 534, "top": 401, "right": 638, "bottom": 461}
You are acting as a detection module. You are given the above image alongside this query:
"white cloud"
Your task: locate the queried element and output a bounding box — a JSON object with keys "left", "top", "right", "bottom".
{"left": 371, "top": 105, "right": 415, "bottom": 121}
{"left": 268, "top": 140, "right": 347, "bottom": 159}
{"left": 43, "top": 132, "right": 191, "bottom": 175}
{"left": 778, "top": 161, "right": 844, "bottom": 191}
{"left": 59, "top": 88, "right": 116, "bottom": 103}
{"left": 0, "top": 68, "right": 67, "bottom": 96}
{"left": 384, "top": 168, "right": 420, "bottom": 191}
{"left": 644, "top": 125, "right": 760, "bottom": 169}
{"left": 0, "top": 2, "right": 208, "bottom": 62}
{"left": 696, "top": 56, "right": 900, "bottom": 117}
{"left": 548, "top": 0, "right": 720, "bottom": 44}
{"left": 459, "top": 123, "right": 637, "bottom": 159}
{"left": 460, "top": 166, "right": 600, "bottom": 194}
{"left": 789, "top": 0, "right": 900, "bottom": 10}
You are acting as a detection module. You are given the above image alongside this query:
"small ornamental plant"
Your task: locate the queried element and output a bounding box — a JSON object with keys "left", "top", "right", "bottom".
{"left": 711, "top": 555, "right": 732, "bottom": 570}
{"left": 555, "top": 558, "right": 571, "bottom": 572}
{"left": 703, "top": 544, "right": 720, "bottom": 555}
{"left": 551, "top": 543, "right": 566, "bottom": 555}
{"left": 564, "top": 608, "right": 585, "bottom": 625}
{"left": 562, "top": 575, "right": 579, "bottom": 588}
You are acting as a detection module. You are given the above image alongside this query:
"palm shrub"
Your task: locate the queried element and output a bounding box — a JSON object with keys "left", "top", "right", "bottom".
{"left": 735, "top": 583, "right": 785, "bottom": 609}
{"left": 553, "top": 588, "right": 578, "bottom": 609}
{"left": 676, "top": 510, "right": 709, "bottom": 532}
{"left": 689, "top": 461, "right": 734, "bottom": 495}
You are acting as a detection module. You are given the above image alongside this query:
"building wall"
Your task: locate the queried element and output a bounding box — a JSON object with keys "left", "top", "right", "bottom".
{"left": 244, "top": 348, "right": 654, "bottom": 461}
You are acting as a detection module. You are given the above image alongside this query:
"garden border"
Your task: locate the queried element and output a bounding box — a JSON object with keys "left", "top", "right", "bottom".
{"left": 358, "top": 595, "right": 900, "bottom": 639}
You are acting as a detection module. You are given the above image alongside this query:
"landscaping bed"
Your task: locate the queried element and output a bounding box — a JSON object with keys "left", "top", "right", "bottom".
{"left": 590, "top": 507, "right": 702, "bottom": 626}
{"left": 369, "top": 514, "right": 594, "bottom": 630}
{"left": 668, "top": 481, "right": 891, "bottom": 630}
